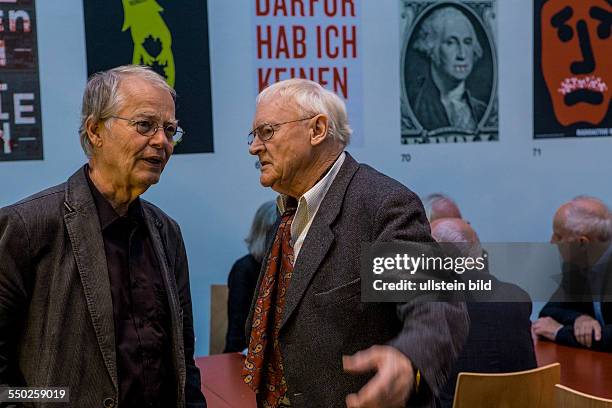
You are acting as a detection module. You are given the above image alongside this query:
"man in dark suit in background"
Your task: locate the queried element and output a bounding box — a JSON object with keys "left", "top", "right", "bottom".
{"left": 430, "top": 218, "right": 537, "bottom": 407}
{"left": 0, "top": 65, "right": 205, "bottom": 407}
{"left": 533, "top": 196, "right": 612, "bottom": 351}
{"left": 243, "top": 78, "right": 468, "bottom": 408}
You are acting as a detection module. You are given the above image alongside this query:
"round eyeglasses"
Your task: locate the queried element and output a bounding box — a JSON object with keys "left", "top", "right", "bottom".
{"left": 111, "top": 116, "right": 184, "bottom": 146}
{"left": 247, "top": 116, "right": 317, "bottom": 145}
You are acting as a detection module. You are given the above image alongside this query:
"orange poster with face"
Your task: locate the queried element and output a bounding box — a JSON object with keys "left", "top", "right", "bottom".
{"left": 534, "top": 0, "right": 611, "bottom": 138}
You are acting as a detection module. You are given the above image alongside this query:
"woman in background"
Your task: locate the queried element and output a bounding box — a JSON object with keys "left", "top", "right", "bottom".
{"left": 224, "top": 200, "right": 277, "bottom": 352}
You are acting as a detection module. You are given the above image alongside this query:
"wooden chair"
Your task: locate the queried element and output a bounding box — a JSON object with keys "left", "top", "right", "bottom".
{"left": 209, "top": 284, "right": 229, "bottom": 355}
{"left": 452, "top": 363, "right": 560, "bottom": 408}
{"left": 555, "top": 384, "right": 612, "bottom": 408}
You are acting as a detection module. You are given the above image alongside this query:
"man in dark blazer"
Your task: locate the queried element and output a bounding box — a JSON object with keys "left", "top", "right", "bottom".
{"left": 243, "top": 78, "right": 469, "bottom": 408}
{"left": 0, "top": 66, "right": 205, "bottom": 407}
{"left": 533, "top": 196, "right": 612, "bottom": 351}
{"left": 430, "top": 218, "right": 537, "bottom": 407}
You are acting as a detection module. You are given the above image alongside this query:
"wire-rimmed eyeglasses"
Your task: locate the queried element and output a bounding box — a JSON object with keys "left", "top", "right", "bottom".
{"left": 111, "top": 116, "right": 184, "bottom": 146}
{"left": 247, "top": 116, "right": 317, "bottom": 145}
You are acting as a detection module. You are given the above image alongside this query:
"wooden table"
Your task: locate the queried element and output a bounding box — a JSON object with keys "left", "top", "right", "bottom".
{"left": 197, "top": 353, "right": 256, "bottom": 408}
{"left": 535, "top": 340, "right": 612, "bottom": 399}
{"left": 197, "top": 342, "right": 612, "bottom": 407}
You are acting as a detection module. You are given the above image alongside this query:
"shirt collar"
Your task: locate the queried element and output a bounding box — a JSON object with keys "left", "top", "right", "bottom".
{"left": 277, "top": 151, "right": 346, "bottom": 219}
{"left": 85, "top": 165, "right": 144, "bottom": 230}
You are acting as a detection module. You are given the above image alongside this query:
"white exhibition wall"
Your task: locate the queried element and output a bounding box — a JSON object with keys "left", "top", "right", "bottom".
{"left": 1, "top": 0, "right": 611, "bottom": 355}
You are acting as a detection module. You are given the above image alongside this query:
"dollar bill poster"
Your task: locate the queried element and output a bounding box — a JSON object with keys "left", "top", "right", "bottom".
{"left": 400, "top": 0, "right": 498, "bottom": 144}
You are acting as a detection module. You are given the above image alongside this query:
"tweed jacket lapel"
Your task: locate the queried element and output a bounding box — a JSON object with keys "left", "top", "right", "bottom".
{"left": 279, "top": 152, "right": 360, "bottom": 330}
{"left": 62, "top": 167, "right": 117, "bottom": 389}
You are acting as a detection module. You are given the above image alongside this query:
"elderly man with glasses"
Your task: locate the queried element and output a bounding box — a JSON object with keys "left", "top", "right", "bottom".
{"left": 243, "top": 78, "right": 468, "bottom": 408}
{"left": 0, "top": 65, "right": 205, "bottom": 408}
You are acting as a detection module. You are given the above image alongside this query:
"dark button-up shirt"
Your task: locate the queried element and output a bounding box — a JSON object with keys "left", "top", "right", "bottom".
{"left": 86, "top": 168, "right": 175, "bottom": 408}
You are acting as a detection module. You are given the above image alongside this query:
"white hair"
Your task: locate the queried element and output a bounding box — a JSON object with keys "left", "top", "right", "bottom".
{"left": 423, "top": 193, "right": 461, "bottom": 222}
{"left": 413, "top": 6, "right": 483, "bottom": 66}
{"left": 79, "top": 65, "right": 175, "bottom": 157}
{"left": 256, "top": 78, "right": 352, "bottom": 146}
{"left": 431, "top": 218, "right": 483, "bottom": 259}
{"left": 564, "top": 196, "right": 612, "bottom": 242}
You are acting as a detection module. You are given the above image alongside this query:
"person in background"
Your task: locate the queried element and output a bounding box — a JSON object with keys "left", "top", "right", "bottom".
{"left": 431, "top": 217, "right": 537, "bottom": 407}
{"left": 225, "top": 200, "right": 277, "bottom": 353}
{"left": 423, "top": 192, "right": 462, "bottom": 222}
{"left": 0, "top": 65, "right": 205, "bottom": 408}
{"left": 533, "top": 196, "right": 612, "bottom": 351}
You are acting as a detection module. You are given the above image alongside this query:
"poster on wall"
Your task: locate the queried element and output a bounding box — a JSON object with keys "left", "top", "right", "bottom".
{"left": 0, "top": 0, "right": 43, "bottom": 161}
{"left": 534, "top": 0, "right": 611, "bottom": 139}
{"left": 83, "top": 0, "right": 214, "bottom": 153}
{"left": 399, "top": 0, "right": 498, "bottom": 144}
{"left": 252, "top": 0, "right": 363, "bottom": 146}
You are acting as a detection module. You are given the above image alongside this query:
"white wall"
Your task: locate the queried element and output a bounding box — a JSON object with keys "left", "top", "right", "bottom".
{"left": 1, "top": 0, "right": 610, "bottom": 355}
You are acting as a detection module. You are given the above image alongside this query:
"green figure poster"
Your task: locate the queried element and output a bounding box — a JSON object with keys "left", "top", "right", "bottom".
{"left": 83, "top": 0, "right": 214, "bottom": 154}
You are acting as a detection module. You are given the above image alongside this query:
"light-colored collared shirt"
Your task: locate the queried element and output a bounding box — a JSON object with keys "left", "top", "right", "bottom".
{"left": 277, "top": 152, "right": 346, "bottom": 263}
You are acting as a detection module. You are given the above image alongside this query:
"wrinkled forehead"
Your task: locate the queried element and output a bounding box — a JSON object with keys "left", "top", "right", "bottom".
{"left": 253, "top": 96, "right": 300, "bottom": 124}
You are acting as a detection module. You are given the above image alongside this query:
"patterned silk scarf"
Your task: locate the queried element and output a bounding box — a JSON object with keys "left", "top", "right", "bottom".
{"left": 243, "top": 202, "right": 296, "bottom": 408}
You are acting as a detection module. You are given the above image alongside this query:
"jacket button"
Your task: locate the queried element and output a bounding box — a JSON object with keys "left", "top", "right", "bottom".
{"left": 103, "top": 398, "right": 116, "bottom": 408}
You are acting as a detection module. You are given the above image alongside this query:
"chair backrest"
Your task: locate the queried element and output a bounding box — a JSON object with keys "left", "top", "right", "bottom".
{"left": 556, "top": 384, "right": 612, "bottom": 408}
{"left": 209, "top": 284, "right": 229, "bottom": 355}
{"left": 452, "top": 363, "right": 560, "bottom": 408}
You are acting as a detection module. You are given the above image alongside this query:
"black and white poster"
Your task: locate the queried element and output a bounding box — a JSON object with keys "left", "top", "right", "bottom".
{"left": 0, "top": 0, "right": 43, "bottom": 161}
{"left": 83, "top": 0, "right": 214, "bottom": 154}
{"left": 400, "top": 0, "right": 498, "bottom": 144}
{"left": 534, "top": 0, "right": 611, "bottom": 139}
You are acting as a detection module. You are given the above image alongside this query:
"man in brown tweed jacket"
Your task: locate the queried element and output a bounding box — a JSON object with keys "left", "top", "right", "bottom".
{"left": 244, "top": 78, "right": 469, "bottom": 408}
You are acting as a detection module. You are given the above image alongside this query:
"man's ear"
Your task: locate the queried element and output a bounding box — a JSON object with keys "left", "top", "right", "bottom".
{"left": 310, "top": 114, "right": 329, "bottom": 146}
{"left": 85, "top": 116, "right": 104, "bottom": 148}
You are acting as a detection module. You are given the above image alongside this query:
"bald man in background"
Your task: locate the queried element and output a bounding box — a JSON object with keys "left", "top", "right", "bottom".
{"left": 423, "top": 193, "right": 462, "bottom": 222}
{"left": 533, "top": 196, "right": 612, "bottom": 351}
{"left": 431, "top": 218, "right": 536, "bottom": 407}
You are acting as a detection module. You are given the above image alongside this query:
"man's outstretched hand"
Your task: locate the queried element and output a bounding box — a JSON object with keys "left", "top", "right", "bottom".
{"left": 343, "top": 345, "right": 414, "bottom": 408}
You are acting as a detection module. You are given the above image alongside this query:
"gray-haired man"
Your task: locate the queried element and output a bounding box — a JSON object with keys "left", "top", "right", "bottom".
{"left": 0, "top": 65, "right": 205, "bottom": 407}
{"left": 533, "top": 196, "right": 612, "bottom": 351}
